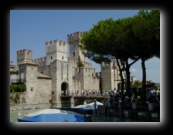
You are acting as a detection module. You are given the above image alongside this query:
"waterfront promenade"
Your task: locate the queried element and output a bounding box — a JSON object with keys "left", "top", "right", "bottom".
{"left": 10, "top": 89, "right": 160, "bottom": 122}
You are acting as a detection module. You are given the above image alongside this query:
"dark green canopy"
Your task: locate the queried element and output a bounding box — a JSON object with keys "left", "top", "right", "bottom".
{"left": 146, "top": 83, "right": 160, "bottom": 89}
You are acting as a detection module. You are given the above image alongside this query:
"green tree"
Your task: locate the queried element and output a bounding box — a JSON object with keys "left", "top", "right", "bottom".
{"left": 132, "top": 80, "right": 142, "bottom": 87}
{"left": 18, "top": 84, "right": 26, "bottom": 92}
{"left": 111, "top": 17, "right": 140, "bottom": 93}
{"left": 77, "top": 56, "right": 84, "bottom": 73}
{"left": 10, "top": 83, "right": 26, "bottom": 93}
{"left": 80, "top": 17, "right": 139, "bottom": 93}
{"left": 10, "top": 84, "right": 17, "bottom": 92}
{"left": 80, "top": 10, "right": 160, "bottom": 106}
{"left": 132, "top": 10, "right": 160, "bottom": 105}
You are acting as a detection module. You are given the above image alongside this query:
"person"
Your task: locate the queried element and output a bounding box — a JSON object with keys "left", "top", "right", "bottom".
{"left": 103, "top": 98, "right": 108, "bottom": 116}
{"left": 103, "top": 98, "right": 111, "bottom": 116}
{"left": 124, "top": 93, "right": 129, "bottom": 107}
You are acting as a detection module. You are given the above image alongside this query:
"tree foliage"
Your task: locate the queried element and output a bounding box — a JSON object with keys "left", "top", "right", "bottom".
{"left": 131, "top": 10, "right": 160, "bottom": 105}
{"left": 80, "top": 18, "right": 116, "bottom": 63}
{"left": 80, "top": 10, "right": 160, "bottom": 105}
{"left": 80, "top": 16, "right": 140, "bottom": 92}
{"left": 132, "top": 10, "right": 160, "bottom": 59}
{"left": 10, "top": 83, "right": 26, "bottom": 92}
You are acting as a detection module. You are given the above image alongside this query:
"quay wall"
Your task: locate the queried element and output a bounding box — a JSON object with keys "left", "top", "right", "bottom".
{"left": 10, "top": 103, "right": 51, "bottom": 111}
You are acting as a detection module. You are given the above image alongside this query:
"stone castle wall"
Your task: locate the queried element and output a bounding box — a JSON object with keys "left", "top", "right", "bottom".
{"left": 68, "top": 31, "right": 86, "bottom": 62}
{"left": 50, "top": 60, "right": 73, "bottom": 107}
{"left": 101, "top": 61, "right": 123, "bottom": 90}
{"left": 46, "top": 39, "right": 68, "bottom": 66}
{"left": 37, "top": 78, "right": 52, "bottom": 103}
{"left": 10, "top": 77, "right": 52, "bottom": 110}
{"left": 33, "top": 57, "right": 46, "bottom": 73}
{"left": 11, "top": 31, "right": 125, "bottom": 109}
{"left": 17, "top": 49, "right": 32, "bottom": 65}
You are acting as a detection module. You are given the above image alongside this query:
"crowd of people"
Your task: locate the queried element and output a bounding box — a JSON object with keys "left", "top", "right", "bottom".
{"left": 61, "top": 88, "right": 160, "bottom": 109}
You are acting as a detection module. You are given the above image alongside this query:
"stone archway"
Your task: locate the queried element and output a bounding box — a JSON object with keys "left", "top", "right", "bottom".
{"left": 61, "top": 82, "right": 68, "bottom": 95}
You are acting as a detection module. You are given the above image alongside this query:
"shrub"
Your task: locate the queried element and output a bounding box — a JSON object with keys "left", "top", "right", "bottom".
{"left": 10, "top": 84, "right": 17, "bottom": 93}
{"left": 10, "top": 83, "right": 26, "bottom": 93}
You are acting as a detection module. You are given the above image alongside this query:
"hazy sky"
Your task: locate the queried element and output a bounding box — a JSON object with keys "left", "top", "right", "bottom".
{"left": 10, "top": 10, "right": 160, "bottom": 83}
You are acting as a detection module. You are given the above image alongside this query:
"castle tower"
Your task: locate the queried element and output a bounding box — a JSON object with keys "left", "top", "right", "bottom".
{"left": 46, "top": 39, "right": 68, "bottom": 66}
{"left": 67, "top": 31, "right": 86, "bottom": 62}
{"left": 18, "top": 62, "right": 38, "bottom": 85}
{"left": 18, "top": 61, "right": 38, "bottom": 104}
{"left": 101, "top": 61, "right": 122, "bottom": 90}
{"left": 17, "top": 49, "right": 32, "bottom": 65}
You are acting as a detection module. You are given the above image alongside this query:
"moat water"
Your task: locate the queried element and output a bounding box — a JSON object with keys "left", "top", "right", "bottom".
{"left": 10, "top": 108, "right": 48, "bottom": 122}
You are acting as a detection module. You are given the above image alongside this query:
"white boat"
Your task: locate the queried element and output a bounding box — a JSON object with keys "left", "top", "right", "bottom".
{"left": 18, "top": 108, "right": 92, "bottom": 122}
{"left": 74, "top": 101, "right": 103, "bottom": 110}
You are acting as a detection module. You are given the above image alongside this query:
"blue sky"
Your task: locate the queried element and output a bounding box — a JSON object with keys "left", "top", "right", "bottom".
{"left": 10, "top": 10, "right": 160, "bottom": 83}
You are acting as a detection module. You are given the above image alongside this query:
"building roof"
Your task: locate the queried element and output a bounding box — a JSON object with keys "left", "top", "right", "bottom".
{"left": 37, "top": 72, "right": 52, "bottom": 79}
{"left": 10, "top": 70, "right": 18, "bottom": 73}
{"left": 10, "top": 65, "right": 18, "bottom": 73}
{"left": 10, "top": 64, "right": 16, "bottom": 68}
{"left": 18, "top": 61, "right": 38, "bottom": 66}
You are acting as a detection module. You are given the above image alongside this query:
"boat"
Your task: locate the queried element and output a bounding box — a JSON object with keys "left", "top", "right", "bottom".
{"left": 18, "top": 108, "right": 92, "bottom": 122}
{"left": 18, "top": 113, "right": 91, "bottom": 122}
{"left": 74, "top": 101, "right": 103, "bottom": 110}
{"left": 18, "top": 102, "right": 103, "bottom": 122}
{"left": 73, "top": 101, "right": 103, "bottom": 114}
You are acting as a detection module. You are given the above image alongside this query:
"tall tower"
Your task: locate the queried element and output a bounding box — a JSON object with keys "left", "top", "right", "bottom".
{"left": 67, "top": 31, "right": 86, "bottom": 62}
{"left": 17, "top": 49, "right": 32, "bottom": 65}
{"left": 45, "top": 39, "right": 68, "bottom": 66}
{"left": 101, "top": 61, "right": 122, "bottom": 90}
{"left": 18, "top": 62, "right": 38, "bottom": 104}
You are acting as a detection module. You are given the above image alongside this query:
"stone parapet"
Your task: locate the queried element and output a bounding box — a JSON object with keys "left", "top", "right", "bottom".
{"left": 67, "top": 31, "right": 83, "bottom": 43}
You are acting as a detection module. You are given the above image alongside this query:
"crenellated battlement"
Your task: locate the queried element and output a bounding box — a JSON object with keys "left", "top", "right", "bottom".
{"left": 46, "top": 39, "right": 67, "bottom": 54}
{"left": 33, "top": 57, "right": 46, "bottom": 63}
{"left": 17, "top": 49, "right": 33, "bottom": 65}
{"left": 67, "top": 31, "right": 83, "bottom": 43}
{"left": 101, "top": 61, "right": 120, "bottom": 70}
{"left": 45, "top": 39, "right": 67, "bottom": 46}
{"left": 92, "top": 72, "right": 100, "bottom": 79}
{"left": 83, "top": 61, "right": 91, "bottom": 68}
{"left": 101, "top": 61, "right": 111, "bottom": 69}
{"left": 17, "top": 49, "right": 32, "bottom": 54}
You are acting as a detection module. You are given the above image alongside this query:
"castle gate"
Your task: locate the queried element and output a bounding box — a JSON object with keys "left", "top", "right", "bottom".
{"left": 61, "top": 82, "right": 68, "bottom": 95}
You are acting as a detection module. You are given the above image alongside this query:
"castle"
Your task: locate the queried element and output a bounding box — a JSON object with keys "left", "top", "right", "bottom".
{"left": 10, "top": 31, "right": 132, "bottom": 108}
